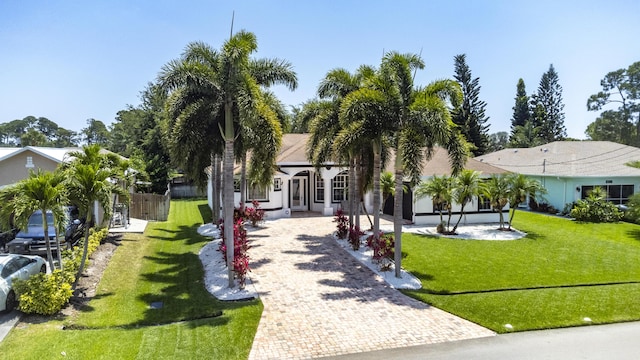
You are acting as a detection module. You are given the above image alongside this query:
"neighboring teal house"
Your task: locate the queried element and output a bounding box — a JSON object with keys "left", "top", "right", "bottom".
{"left": 475, "top": 141, "right": 640, "bottom": 211}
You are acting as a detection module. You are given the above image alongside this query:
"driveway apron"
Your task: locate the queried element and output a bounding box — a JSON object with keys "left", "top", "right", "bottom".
{"left": 247, "top": 215, "right": 494, "bottom": 360}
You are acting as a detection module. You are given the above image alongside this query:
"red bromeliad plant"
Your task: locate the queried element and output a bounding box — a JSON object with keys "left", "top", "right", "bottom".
{"left": 348, "top": 226, "right": 364, "bottom": 250}
{"left": 366, "top": 232, "right": 395, "bottom": 271}
{"left": 218, "top": 219, "right": 251, "bottom": 288}
{"left": 334, "top": 208, "right": 349, "bottom": 239}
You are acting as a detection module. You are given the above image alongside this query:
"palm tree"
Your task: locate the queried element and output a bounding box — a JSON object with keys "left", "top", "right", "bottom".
{"left": 307, "top": 67, "right": 372, "bottom": 229}
{"left": 159, "top": 33, "right": 297, "bottom": 288}
{"left": 380, "top": 52, "right": 468, "bottom": 277}
{"left": 507, "top": 173, "right": 546, "bottom": 229}
{"left": 64, "top": 145, "right": 125, "bottom": 288}
{"left": 451, "top": 170, "right": 485, "bottom": 233}
{"left": 415, "top": 175, "right": 454, "bottom": 232}
{"left": 486, "top": 174, "right": 511, "bottom": 229}
{"left": 0, "top": 170, "right": 67, "bottom": 270}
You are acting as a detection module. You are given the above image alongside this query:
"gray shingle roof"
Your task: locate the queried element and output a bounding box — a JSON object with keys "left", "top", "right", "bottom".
{"left": 474, "top": 141, "right": 640, "bottom": 177}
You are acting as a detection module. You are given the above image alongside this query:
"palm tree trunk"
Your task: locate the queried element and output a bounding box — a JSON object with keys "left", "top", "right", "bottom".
{"left": 211, "top": 153, "right": 219, "bottom": 223}
{"left": 240, "top": 154, "right": 247, "bottom": 211}
{"left": 73, "top": 208, "right": 93, "bottom": 290}
{"left": 372, "top": 141, "right": 381, "bottom": 237}
{"left": 42, "top": 211, "right": 55, "bottom": 271}
{"left": 348, "top": 157, "right": 355, "bottom": 228}
{"left": 354, "top": 157, "right": 361, "bottom": 230}
{"left": 452, "top": 204, "right": 466, "bottom": 234}
{"left": 223, "top": 101, "right": 235, "bottom": 288}
{"left": 508, "top": 208, "right": 517, "bottom": 230}
{"left": 393, "top": 150, "right": 404, "bottom": 279}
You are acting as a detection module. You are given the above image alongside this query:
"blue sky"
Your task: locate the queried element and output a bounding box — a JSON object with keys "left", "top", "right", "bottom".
{"left": 1, "top": 0, "right": 639, "bottom": 139}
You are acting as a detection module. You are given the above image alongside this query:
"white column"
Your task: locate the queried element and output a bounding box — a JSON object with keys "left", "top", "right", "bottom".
{"left": 282, "top": 175, "right": 291, "bottom": 217}
{"left": 322, "top": 174, "right": 333, "bottom": 216}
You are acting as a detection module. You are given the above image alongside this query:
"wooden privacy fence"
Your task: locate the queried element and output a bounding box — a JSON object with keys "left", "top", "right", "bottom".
{"left": 129, "top": 192, "right": 171, "bottom": 221}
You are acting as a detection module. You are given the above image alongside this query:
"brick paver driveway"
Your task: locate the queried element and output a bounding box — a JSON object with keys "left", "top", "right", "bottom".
{"left": 248, "top": 215, "right": 494, "bottom": 360}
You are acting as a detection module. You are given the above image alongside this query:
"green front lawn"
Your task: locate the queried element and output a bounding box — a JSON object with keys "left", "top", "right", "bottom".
{"left": 0, "top": 199, "right": 262, "bottom": 359}
{"left": 402, "top": 211, "right": 640, "bottom": 333}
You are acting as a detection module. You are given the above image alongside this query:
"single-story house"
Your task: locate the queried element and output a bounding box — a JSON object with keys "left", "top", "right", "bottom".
{"left": 0, "top": 146, "right": 127, "bottom": 225}
{"left": 208, "top": 134, "right": 509, "bottom": 225}
{"left": 474, "top": 141, "right": 640, "bottom": 211}
{"left": 392, "top": 147, "right": 510, "bottom": 225}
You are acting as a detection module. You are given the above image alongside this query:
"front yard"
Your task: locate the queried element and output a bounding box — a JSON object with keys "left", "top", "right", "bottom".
{"left": 401, "top": 211, "right": 640, "bottom": 333}
{"left": 0, "top": 200, "right": 261, "bottom": 359}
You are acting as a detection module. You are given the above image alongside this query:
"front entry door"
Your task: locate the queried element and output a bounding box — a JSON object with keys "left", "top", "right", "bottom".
{"left": 291, "top": 177, "right": 307, "bottom": 211}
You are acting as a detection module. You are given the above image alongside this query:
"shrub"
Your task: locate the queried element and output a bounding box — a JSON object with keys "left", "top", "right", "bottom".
{"left": 244, "top": 200, "right": 266, "bottom": 227}
{"left": 218, "top": 219, "right": 251, "bottom": 288}
{"left": 366, "top": 232, "right": 394, "bottom": 271}
{"left": 570, "top": 187, "right": 622, "bottom": 223}
{"left": 13, "top": 270, "right": 73, "bottom": 315}
{"left": 348, "top": 226, "right": 364, "bottom": 251}
{"left": 334, "top": 209, "right": 348, "bottom": 239}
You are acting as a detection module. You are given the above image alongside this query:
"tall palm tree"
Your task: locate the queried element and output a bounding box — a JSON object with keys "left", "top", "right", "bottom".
{"left": 415, "top": 174, "right": 453, "bottom": 231}
{"left": 0, "top": 170, "right": 67, "bottom": 270}
{"left": 451, "top": 170, "right": 485, "bottom": 233}
{"left": 307, "top": 67, "right": 372, "bottom": 229}
{"left": 486, "top": 174, "right": 511, "bottom": 229}
{"left": 345, "top": 51, "right": 468, "bottom": 278}
{"left": 159, "top": 33, "right": 297, "bottom": 288}
{"left": 507, "top": 173, "right": 546, "bottom": 229}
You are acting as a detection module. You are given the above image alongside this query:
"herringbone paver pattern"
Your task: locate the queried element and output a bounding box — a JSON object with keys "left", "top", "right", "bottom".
{"left": 248, "top": 215, "right": 494, "bottom": 360}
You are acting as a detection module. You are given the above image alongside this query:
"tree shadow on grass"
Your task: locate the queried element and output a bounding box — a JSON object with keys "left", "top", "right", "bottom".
{"left": 626, "top": 229, "right": 640, "bottom": 242}
{"left": 146, "top": 225, "right": 210, "bottom": 246}
{"left": 287, "top": 233, "right": 431, "bottom": 310}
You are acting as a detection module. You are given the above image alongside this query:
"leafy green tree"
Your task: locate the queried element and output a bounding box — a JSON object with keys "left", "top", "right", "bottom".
{"left": 159, "top": 33, "right": 297, "bottom": 288}
{"left": 0, "top": 170, "right": 68, "bottom": 270}
{"left": 486, "top": 174, "right": 510, "bottom": 229}
{"left": 487, "top": 131, "right": 508, "bottom": 152}
{"left": 585, "top": 110, "right": 636, "bottom": 144}
{"left": 452, "top": 54, "right": 490, "bottom": 156}
{"left": 586, "top": 61, "right": 640, "bottom": 145}
{"left": 530, "top": 64, "right": 566, "bottom": 143}
{"left": 20, "top": 128, "right": 48, "bottom": 146}
{"left": 52, "top": 128, "right": 79, "bottom": 147}
{"left": 452, "top": 170, "right": 485, "bottom": 233}
{"left": 81, "top": 118, "right": 110, "bottom": 146}
{"left": 510, "top": 78, "right": 531, "bottom": 142}
{"left": 507, "top": 173, "right": 546, "bottom": 229}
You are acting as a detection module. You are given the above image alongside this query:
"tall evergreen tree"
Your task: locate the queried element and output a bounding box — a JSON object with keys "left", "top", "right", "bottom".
{"left": 530, "top": 64, "right": 566, "bottom": 142}
{"left": 452, "top": 54, "right": 490, "bottom": 156}
{"left": 510, "top": 78, "right": 531, "bottom": 141}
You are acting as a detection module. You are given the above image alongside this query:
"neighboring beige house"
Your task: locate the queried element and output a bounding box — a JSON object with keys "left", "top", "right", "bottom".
{"left": 0, "top": 146, "right": 72, "bottom": 188}
{"left": 475, "top": 141, "right": 640, "bottom": 211}
{"left": 208, "top": 134, "right": 510, "bottom": 225}
{"left": 0, "top": 146, "right": 124, "bottom": 225}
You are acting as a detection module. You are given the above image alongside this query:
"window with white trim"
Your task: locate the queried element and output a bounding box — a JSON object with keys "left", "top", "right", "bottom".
{"left": 332, "top": 172, "right": 348, "bottom": 202}
{"left": 26, "top": 156, "right": 34, "bottom": 168}
{"left": 478, "top": 196, "right": 492, "bottom": 211}
{"left": 274, "top": 178, "right": 282, "bottom": 191}
{"left": 315, "top": 174, "right": 324, "bottom": 202}
{"left": 247, "top": 186, "right": 268, "bottom": 201}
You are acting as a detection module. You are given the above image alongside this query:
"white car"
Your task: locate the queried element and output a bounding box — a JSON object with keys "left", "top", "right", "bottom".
{"left": 0, "top": 254, "right": 47, "bottom": 312}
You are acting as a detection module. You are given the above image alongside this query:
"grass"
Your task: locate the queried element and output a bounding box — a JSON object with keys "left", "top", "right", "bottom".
{"left": 401, "top": 211, "right": 640, "bottom": 333}
{"left": 0, "top": 199, "right": 262, "bottom": 359}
